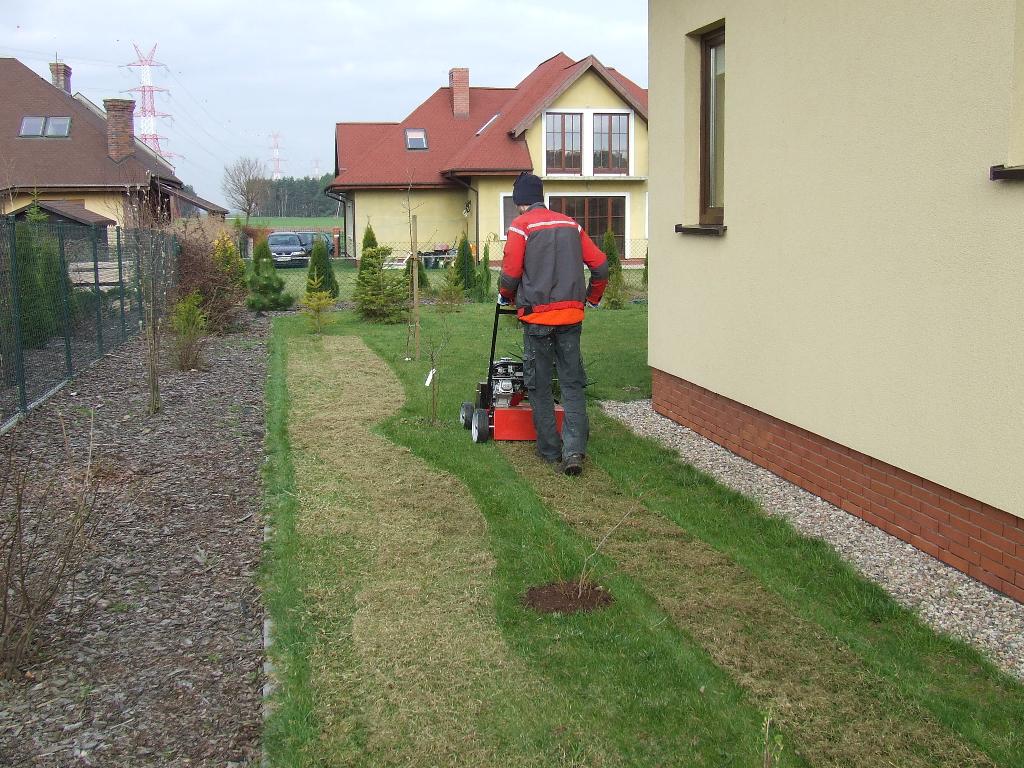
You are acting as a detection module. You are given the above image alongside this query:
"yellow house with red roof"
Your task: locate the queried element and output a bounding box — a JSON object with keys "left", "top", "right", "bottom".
{"left": 328, "top": 53, "right": 648, "bottom": 263}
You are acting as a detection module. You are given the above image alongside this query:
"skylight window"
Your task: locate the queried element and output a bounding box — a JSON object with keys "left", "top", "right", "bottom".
{"left": 405, "top": 128, "right": 428, "bottom": 150}
{"left": 19, "top": 116, "right": 71, "bottom": 138}
{"left": 476, "top": 113, "right": 500, "bottom": 136}
{"left": 19, "top": 116, "right": 45, "bottom": 136}
{"left": 44, "top": 117, "right": 71, "bottom": 137}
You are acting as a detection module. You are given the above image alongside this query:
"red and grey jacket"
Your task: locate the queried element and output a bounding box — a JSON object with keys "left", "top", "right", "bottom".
{"left": 499, "top": 204, "right": 609, "bottom": 325}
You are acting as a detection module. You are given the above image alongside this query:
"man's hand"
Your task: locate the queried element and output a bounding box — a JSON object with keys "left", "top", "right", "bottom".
{"left": 497, "top": 293, "right": 511, "bottom": 306}
{"left": 586, "top": 300, "right": 600, "bottom": 309}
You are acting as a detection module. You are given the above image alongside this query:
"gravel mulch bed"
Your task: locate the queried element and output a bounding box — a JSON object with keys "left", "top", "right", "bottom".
{"left": 601, "top": 399, "right": 1024, "bottom": 682}
{"left": 0, "top": 317, "right": 269, "bottom": 766}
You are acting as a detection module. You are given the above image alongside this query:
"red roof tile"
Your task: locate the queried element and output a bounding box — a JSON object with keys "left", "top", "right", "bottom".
{"left": 330, "top": 53, "right": 647, "bottom": 192}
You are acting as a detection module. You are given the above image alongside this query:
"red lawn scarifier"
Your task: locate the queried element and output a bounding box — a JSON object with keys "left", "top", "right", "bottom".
{"left": 460, "top": 304, "right": 564, "bottom": 443}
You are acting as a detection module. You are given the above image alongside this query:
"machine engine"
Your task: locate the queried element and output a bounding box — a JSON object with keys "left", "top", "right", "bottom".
{"left": 489, "top": 357, "right": 525, "bottom": 408}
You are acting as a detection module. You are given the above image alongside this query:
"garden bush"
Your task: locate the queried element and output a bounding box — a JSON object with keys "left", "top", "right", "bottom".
{"left": 362, "top": 222, "right": 378, "bottom": 251}
{"left": 404, "top": 254, "right": 430, "bottom": 294}
{"left": 170, "top": 290, "right": 208, "bottom": 370}
{"left": 300, "top": 271, "right": 334, "bottom": 335}
{"left": 353, "top": 247, "right": 408, "bottom": 324}
{"left": 452, "top": 233, "right": 477, "bottom": 298}
{"left": 473, "top": 242, "right": 492, "bottom": 303}
{"left": 602, "top": 229, "right": 622, "bottom": 277}
{"left": 177, "top": 228, "right": 247, "bottom": 332}
{"left": 436, "top": 265, "right": 465, "bottom": 314}
{"left": 306, "top": 239, "right": 339, "bottom": 299}
{"left": 247, "top": 238, "right": 294, "bottom": 312}
{"left": 13, "top": 222, "right": 67, "bottom": 349}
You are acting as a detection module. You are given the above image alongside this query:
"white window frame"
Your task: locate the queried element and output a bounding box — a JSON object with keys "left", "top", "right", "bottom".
{"left": 499, "top": 193, "right": 519, "bottom": 240}
{"left": 541, "top": 108, "right": 634, "bottom": 177}
{"left": 405, "top": 128, "right": 428, "bottom": 150}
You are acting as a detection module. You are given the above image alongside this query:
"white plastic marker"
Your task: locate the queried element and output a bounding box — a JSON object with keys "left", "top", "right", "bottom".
{"left": 425, "top": 369, "right": 436, "bottom": 387}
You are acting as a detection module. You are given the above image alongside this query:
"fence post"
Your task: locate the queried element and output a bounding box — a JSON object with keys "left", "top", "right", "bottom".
{"left": 133, "top": 229, "right": 144, "bottom": 330}
{"left": 6, "top": 217, "right": 28, "bottom": 413}
{"left": 116, "top": 226, "right": 127, "bottom": 341}
{"left": 91, "top": 224, "right": 103, "bottom": 356}
{"left": 55, "top": 227, "right": 74, "bottom": 378}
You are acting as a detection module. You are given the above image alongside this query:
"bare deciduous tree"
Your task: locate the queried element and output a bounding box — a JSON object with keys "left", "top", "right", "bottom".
{"left": 221, "top": 157, "right": 269, "bottom": 225}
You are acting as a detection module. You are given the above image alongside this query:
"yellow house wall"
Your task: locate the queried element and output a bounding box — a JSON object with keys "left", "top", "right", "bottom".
{"left": 352, "top": 188, "right": 468, "bottom": 257}
{"left": 2, "top": 191, "right": 128, "bottom": 227}
{"left": 487, "top": 70, "right": 650, "bottom": 250}
{"left": 648, "top": 0, "right": 1024, "bottom": 515}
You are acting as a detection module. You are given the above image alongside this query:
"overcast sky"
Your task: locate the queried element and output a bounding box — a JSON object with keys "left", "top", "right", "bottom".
{"left": 2, "top": 0, "right": 648, "bottom": 206}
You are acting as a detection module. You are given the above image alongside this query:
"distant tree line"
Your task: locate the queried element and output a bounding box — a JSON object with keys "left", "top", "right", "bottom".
{"left": 263, "top": 174, "right": 338, "bottom": 218}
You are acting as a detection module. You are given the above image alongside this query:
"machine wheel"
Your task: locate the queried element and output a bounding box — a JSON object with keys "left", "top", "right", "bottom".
{"left": 471, "top": 409, "right": 491, "bottom": 443}
{"left": 459, "top": 402, "right": 474, "bottom": 429}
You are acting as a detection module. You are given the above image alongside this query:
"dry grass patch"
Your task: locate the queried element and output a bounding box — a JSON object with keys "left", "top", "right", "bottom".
{"left": 502, "top": 442, "right": 996, "bottom": 768}
{"left": 285, "top": 336, "right": 608, "bottom": 766}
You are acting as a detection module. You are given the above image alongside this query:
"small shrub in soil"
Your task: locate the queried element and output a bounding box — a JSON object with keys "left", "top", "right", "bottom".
{"left": 300, "top": 271, "right": 334, "bottom": 334}
{"left": 247, "top": 239, "right": 294, "bottom": 313}
{"left": 170, "top": 290, "right": 208, "bottom": 370}
{"left": 353, "top": 247, "right": 408, "bottom": 324}
{"left": 452, "top": 233, "right": 477, "bottom": 298}
{"left": 602, "top": 229, "right": 622, "bottom": 277}
{"left": 0, "top": 428, "right": 102, "bottom": 678}
{"left": 523, "top": 581, "right": 613, "bottom": 614}
{"left": 436, "top": 264, "right": 465, "bottom": 314}
{"left": 306, "top": 239, "right": 339, "bottom": 299}
{"left": 361, "top": 221, "right": 378, "bottom": 251}
{"left": 474, "top": 242, "right": 492, "bottom": 302}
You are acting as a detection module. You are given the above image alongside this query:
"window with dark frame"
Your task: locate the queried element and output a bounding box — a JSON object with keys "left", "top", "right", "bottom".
{"left": 18, "top": 116, "right": 71, "bottom": 138}
{"left": 593, "top": 113, "right": 629, "bottom": 174}
{"left": 700, "top": 28, "right": 725, "bottom": 225}
{"left": 405, "top": 128, "right": 428, "bottom": 150}
{"left": 545, "top": 112, "right": 582, "bottom": 174}
{"left": 549, "top": 195, "right": 626, "bottom": 255}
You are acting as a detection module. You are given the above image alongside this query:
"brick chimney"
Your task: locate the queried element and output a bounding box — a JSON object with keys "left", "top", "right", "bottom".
{"left": 103, "top": 99, "right": 136, "bottom": 162}
{"left": 49, "top": 62, "right": 72, "bottom": 93}
{"left": 449, "top": 67, "right": 469, "bottom": 118}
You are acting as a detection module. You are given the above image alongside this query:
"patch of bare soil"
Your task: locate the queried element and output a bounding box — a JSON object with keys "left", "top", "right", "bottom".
{"left": 0, "top": 317, "right": 269, "bottom": 767}
{"left": 523, "top": 581, "right": 613, "bottom": 614}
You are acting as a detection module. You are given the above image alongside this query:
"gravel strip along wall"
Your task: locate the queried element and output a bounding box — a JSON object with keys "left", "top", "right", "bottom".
{"left": 601, "top": 399, "right": 1024, "bottom": 682}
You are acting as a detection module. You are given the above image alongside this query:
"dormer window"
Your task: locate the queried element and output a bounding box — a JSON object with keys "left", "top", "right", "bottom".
{"left": 405, "top": 128, "right": 428, "bottom": 150}
{"left": 19, "top": 116, "right": 71, "bottom": 137}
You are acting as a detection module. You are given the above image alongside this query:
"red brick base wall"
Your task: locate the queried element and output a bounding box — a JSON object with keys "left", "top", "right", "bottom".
{"left": 651, "top": 368, "right": 1024, "bottom": 603}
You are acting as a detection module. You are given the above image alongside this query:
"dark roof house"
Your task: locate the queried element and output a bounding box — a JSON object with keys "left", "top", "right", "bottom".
{"left": 0, "top": 58, "right": 223, "bottom": 225}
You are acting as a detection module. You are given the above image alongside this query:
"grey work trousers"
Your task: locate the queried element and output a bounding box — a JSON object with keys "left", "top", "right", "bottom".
{"left": 522, "top": 322, "right": 588, "bottom": 461}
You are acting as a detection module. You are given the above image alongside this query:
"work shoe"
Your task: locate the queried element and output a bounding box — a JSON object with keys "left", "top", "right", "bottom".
{"left": 562, "top": 454, "right": 584, "bottom": 476}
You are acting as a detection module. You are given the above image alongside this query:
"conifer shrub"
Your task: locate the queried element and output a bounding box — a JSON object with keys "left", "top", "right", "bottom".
{"left": 472, "top": 242, "right": 492, "bottom": 303}
{"left": 603, "top": 269, "right": 627, "bottom": 310}
{"left": 306, "top": 239, "right": 339, "bottom": 299}
{"left": 246, "top": 238, "right": 294, "bottom": 312}
{"left": 170, "top": 290, "right": 208, "bottom": 370}
{"left": 436, "top": 265, "right": 465, "bottom": 314}
{"left": 361, "top": 221, "right": 378, "bottom": 251}
{"left": 353, "top": 249, "right": 408, "bottom": 324}
{"left": 300, "top": 270, "right": 334, "bottom": 334}
{"left": 404, "top": 253, "right": 430, "bottom": 294}
{"left": 602, "top": 229, "right": 622, "bottom": 277}
{"left": 13, "top": 222, "right": 66, "bottom": 349}
{"left": 452, "top": 233, "right": 476, "bottom": 297}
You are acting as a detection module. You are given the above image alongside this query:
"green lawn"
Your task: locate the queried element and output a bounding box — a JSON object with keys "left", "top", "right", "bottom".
{"left": 262, "top": 303, "right": 1024, "bottom": 767}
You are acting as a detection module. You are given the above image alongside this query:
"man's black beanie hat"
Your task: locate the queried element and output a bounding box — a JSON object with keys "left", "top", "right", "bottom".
{"left": 513, "top": 172, "right": 544, "bottom": 205}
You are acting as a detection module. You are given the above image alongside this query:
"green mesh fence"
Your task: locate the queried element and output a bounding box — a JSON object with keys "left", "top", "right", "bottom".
{"left": 0, "top": 217, "right": 177, "bottom": 431}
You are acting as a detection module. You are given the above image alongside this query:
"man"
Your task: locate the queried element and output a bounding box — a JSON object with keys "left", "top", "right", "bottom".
{"left": 499, "top": 172, "right": 609, "bottom": 476}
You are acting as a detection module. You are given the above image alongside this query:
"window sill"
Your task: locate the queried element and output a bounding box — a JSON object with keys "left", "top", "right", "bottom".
{"left": 675, "top": 224, "right": 726, "bottom": 236}
{"left": 990, "top": 164, "right": 1024, "bottom": 181}
{"left": 542, "top": 174, "right": 648, "bottom": 182}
